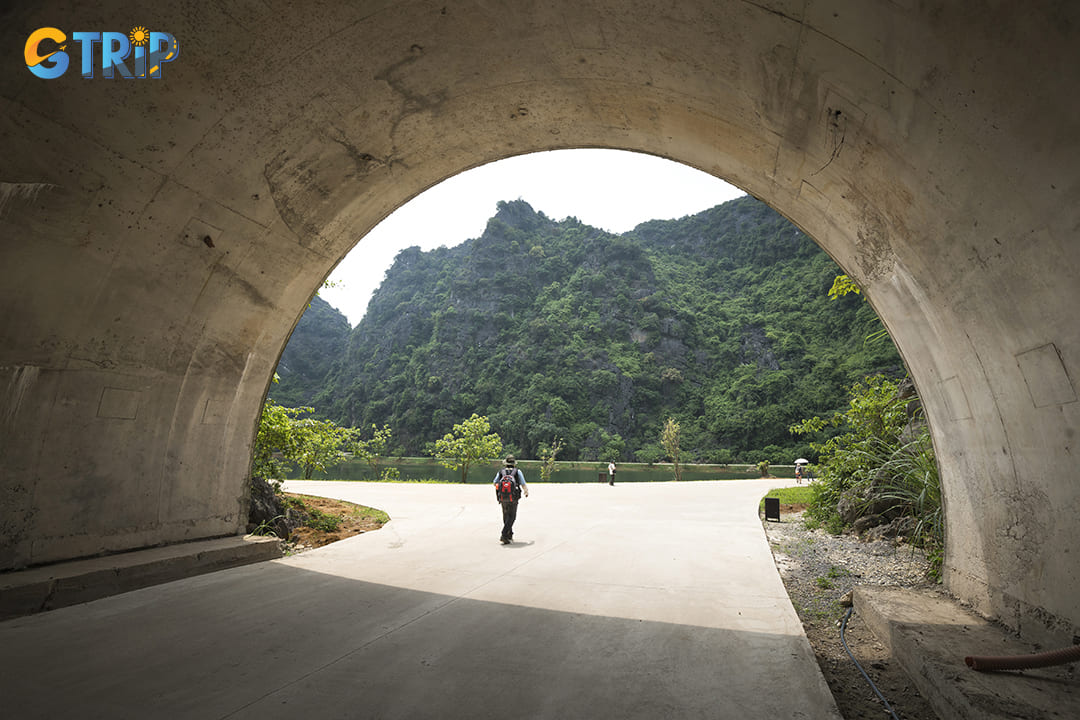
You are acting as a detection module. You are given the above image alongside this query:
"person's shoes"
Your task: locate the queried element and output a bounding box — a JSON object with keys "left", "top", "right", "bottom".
{"left": 500, "top": 537, "right": 510, "bottom": 544}
{"left": 609, "top": 482, "right": 614, "bottom": 486}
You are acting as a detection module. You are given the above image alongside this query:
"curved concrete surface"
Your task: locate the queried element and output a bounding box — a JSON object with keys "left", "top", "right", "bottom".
{"left": 0, "top": 481, "right": 840, "bottom": 719}
{"left": 1, "top": 1, "right": 1079, "bottom": 644}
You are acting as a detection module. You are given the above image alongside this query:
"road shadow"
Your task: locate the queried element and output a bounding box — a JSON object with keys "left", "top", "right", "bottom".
{"left": 1, "top": 558, "right": 838, "bottom": 720}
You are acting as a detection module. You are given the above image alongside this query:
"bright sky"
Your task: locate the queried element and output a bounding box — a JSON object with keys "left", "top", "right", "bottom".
{"left": 320, "top": 149, "right": 746, "bottom": 326}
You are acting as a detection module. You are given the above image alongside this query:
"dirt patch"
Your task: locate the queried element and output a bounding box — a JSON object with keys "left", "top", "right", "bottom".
{"left": 283, "top": 493, "right": 387, "bottom": 550}
{"left": 764, "top": 509, "right": 941, "bottom": 719}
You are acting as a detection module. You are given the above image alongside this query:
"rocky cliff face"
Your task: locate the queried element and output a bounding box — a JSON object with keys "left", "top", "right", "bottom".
{"left": 270, "top": 295, "right": 351, "bottom": 408}
{"left": 271, "top": 196, "right": 903, "bottom": 462}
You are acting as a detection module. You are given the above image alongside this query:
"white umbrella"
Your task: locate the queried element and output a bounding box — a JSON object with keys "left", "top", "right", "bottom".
{"left": 795, "top": 458, "right": 809, "bottom": 465}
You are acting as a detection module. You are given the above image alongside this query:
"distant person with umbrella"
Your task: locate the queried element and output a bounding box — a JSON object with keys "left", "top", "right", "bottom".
{"left": 795, "top": 458, "right": 809, "bottom": 484}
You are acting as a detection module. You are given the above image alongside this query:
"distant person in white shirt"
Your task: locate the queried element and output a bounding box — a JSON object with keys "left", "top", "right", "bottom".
{"left": 608, "top": 461, "right": 616, "bottom": 486}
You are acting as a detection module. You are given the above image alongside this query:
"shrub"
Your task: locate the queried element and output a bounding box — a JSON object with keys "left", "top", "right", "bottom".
{"left": 791, "top": 375, "right": 908, "bottom": 530}
{"left": 791, "top": 374, "right": 943, "bottom": 578}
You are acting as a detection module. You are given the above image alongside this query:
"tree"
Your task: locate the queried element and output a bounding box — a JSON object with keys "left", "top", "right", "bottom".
{"left": 635, "top": 443, "right": 664, "bottom": 464}
{"left": 538, "top": 437, "right": 564, "bottom": 482}
{"left": 830, "top": 273, "right": 891, "bottom": 346}
{"left": 351, "top": 424, "right": 393, "bottom": 479}
{"left": 292, "top": 416, "right": 351, "bottom": 479}
{"left": 252, "top": 400, "right": 350, "bottom": 480}
{"left": 252, "top": 399, "right": 296, "bottom": 481}
{"left": 599, "top": 431, "right": 626, "bottom": 464}
{"left": 434, "top": 414, "right": 504, "bottom": 483}
{"left": 828, "top": 274, "right": 861, "bottom": 299}
{"left": 661, "top": 417, "right": 682, "bottom": 481}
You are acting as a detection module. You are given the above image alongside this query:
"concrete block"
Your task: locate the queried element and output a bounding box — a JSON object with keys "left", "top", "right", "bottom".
{"left": 854, "top": 586, "right": 1080, "bottom": 720}
{"left": 0, "top": 535, "right": 281, "bottom": 621}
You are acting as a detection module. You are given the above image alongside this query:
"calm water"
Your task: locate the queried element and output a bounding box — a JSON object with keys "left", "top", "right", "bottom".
{"left": 282, "top": 458, "right": 794, "bottom": 484}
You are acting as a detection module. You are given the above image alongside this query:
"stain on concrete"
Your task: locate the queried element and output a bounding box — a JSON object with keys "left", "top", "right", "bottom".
{"left": 217, "top": 263, "right": 276, "bottom": 311}
{"left": 3, "top": 365, "right": 40, "bottom": 426}
{"left": 811, "top": 107, "right": 847, "bottom": 176}
{"left": 853, "top": 208, "right": 896, "bottom": 281}
{"left": 374, "top": 46, "right": 449, "bottom": 137}
{"left": 0, "top": 182, "right": 56, "bottom": 217}
{"left": 327, "top": 135, "right": 386, "bottom": 179}
{"left": 263, "top": 151, "right": 326, "bottom": 246}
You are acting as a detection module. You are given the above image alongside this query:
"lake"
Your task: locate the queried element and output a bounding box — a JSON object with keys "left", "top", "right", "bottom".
{"left": 281, "top": 457, "right": 797, "bottom": 484}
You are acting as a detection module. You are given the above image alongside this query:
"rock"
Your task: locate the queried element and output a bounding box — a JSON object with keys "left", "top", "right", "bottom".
{"left": 853, "top": 514, "right": 884, "bottom": 534}
{"left": 896, "top": 377, "right": 917, "bottom": 401}
{"left": 865, "top": 515, "right": 916, "bottom": 542}
{"left": 836, "top": 492, "right": 862, "bottom": 525}
{"left": 247, "top": 477, "right": 299, "bottom": 539}
{"left": 247, "top": 477, "right": 284, "bottom": 532}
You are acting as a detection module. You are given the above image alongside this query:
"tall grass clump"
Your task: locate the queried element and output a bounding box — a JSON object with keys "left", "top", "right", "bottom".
{"left": 791, "top": 374, "right": 944, "bottom": 580}
{"left": 853, "top": 431, "right": 943, "bottom": 577}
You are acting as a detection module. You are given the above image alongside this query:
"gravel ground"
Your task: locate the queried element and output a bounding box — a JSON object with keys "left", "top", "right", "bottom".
{"left": 764, "top": 509, "right": 943, "bottom": 720}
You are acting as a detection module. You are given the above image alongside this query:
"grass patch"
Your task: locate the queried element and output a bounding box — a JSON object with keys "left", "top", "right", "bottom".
{"left": 764, "top": 486, "right": 814, "bottom": 504}
{"left": 759, "top": 485, "right": 814, "bottom": 513}
{"left": 305, "top": 506, "right": 343, "bottom": 532}
{"left": 262, "top": 493, "right": 391, "bottom": 552}
{"left": 287, "top": 477, "right": 455, "bottom": 484}
{"left": 814, "top": 566, "right": 853, "bottom": 593}
{"left": 286, "top": 493, "right": 390, "bottom": 527}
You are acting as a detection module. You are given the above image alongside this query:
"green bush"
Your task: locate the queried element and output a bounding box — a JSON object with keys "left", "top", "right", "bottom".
{"left": 853, "top": 431, "right": 943, "bottom": 578}
{"left": 790, "top": 374, "right": 943, "bottom": 579}
{"left": 791, "top": 375, "right": 908, "bottom": 530}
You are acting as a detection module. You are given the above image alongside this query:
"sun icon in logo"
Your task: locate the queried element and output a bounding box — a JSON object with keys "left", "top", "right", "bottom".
{"left": 129, "top": 26, "right": 149, "bottom": 46}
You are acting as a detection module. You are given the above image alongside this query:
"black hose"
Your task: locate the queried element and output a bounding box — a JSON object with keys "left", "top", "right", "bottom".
{"left": 840, "top": 607, "right": 901, "bottom": 720}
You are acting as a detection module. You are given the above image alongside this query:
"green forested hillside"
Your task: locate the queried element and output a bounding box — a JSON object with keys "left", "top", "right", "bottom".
{"left": 271, "top": 295, "right": 352, "bottom": 408}
{"left": 271, "top": 196, "right": 903, "bottom": 463}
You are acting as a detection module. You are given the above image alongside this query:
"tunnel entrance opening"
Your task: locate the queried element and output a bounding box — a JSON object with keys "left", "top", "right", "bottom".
{"left": 267, "top": 149, "right": 911, "bottom": 467}
{"left": 262, "top": 147, "right": 940, "bottom": 576}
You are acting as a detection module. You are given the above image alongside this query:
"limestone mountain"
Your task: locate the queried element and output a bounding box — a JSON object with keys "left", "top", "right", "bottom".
{"left": 270, "top": 196, "right": 902, "bottom": 462}
{"left": 270, "top": 295, "right": 352, "bottom": 408}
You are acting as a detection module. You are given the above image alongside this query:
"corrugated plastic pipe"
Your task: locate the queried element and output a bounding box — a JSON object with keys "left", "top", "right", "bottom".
{"left": 965, "top": 644, "right": 1080, "bottom": 672}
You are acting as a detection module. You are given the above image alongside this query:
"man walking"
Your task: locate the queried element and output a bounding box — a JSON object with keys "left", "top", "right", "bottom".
{"left": 494, "top": 455, "right": 528, "bottom": 544}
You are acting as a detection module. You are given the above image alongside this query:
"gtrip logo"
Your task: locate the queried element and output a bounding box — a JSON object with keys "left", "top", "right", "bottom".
{"left": 25, "top": 27, "right": 179, "bottom": 79}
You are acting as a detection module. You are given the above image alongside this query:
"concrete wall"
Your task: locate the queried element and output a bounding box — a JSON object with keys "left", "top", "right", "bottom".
{"left": 1, "top": 1, "right": 1078, "bottom": 643}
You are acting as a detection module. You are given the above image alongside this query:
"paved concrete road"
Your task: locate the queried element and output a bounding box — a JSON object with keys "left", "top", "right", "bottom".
{"left": 1, "top": 480, "right": 840, "bottom": 719}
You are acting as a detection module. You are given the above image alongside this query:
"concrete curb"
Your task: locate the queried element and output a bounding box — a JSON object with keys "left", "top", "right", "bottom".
{"left": 854, "top": 585, "right": 1079, "bottom": 719}
{"left": 0, "top": 535, "right": 282, "bottom": 621}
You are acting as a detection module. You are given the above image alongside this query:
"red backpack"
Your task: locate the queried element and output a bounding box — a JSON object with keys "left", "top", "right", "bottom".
{"left": 496, "top": 468, "right": 518, "bottom": 503}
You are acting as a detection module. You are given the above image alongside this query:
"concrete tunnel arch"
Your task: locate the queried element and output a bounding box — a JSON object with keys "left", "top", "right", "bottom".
{"left": 1, "top": 1, "right": 1078, "bottom": 645}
